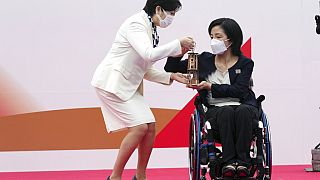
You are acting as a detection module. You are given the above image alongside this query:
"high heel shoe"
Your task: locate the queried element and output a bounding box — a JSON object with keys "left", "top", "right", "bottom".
{"left": 132, "top": 175, "right": 137, "bottom": 180}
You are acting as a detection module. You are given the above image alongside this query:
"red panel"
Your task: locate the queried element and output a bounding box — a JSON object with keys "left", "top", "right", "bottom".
{"left": 154, "top": 96, "right": 196, "bottom": 148}
{"left": 241, "top": 38, "right": 252, "bottom": 59}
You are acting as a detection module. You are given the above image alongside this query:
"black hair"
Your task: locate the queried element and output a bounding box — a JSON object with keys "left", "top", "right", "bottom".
{"left": 143, "top": 0, "right": 182, "bottom": 16}
{"left": 208, "top": 18, "right": 243, "bottom": 56}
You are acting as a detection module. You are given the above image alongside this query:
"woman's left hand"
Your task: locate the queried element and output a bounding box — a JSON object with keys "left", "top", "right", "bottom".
{"left": 170, "top": 73, "right": 189, "bottom": 84}
{"left": 187, "top": 81, "right": 212, "bottom": 90}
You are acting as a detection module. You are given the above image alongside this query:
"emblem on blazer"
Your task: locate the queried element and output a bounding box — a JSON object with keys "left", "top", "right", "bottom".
{"left": 235, "top": 69, "right": 241, "bottom": 74}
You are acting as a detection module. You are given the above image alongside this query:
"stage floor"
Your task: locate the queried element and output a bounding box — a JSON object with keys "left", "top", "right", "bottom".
{"left": 0, "top": 165, "right": 319, "bottom": 180}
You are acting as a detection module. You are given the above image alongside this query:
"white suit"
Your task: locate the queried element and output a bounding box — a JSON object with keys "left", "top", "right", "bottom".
{"left": 91, "top": 11, "right": 182, "bottom": 132}
{"left": 91, "top": 11, "right": 181, "bottom": 101}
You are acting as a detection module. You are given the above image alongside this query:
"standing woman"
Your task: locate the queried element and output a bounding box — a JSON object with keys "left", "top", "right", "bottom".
{"left": 91, "top": 0, "right": 195, "bottom": 180}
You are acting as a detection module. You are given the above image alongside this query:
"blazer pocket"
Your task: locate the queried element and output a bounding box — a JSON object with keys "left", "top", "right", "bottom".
{"left": 113, "top": 65, "right": 132, "bottom": 80}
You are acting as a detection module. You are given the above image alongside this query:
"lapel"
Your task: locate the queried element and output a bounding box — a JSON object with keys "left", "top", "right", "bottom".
{"left": 140, "top": 11, "right": 153, "bottom": 42}
{"left": 138, "top": 11, "right": 153, "bottom": 96}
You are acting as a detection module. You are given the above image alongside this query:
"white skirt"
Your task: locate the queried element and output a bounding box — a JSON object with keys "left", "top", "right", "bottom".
{"left": 95, "top": 87, "right": 155, "bottom": 133}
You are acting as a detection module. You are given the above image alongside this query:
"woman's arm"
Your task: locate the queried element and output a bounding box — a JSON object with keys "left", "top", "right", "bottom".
{"left": 127, "top": 21, "right": 182, "bottom": 63}
{"left": 144, "top": 66, "right": 188, "bottom": 85}
{"left": 164, "top": 56, "right": 188, "bottom": 73}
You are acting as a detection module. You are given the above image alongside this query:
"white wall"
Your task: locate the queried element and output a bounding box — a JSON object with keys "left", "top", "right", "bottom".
{"left": 1, "top": 0, "right": 320, "bottom": 166}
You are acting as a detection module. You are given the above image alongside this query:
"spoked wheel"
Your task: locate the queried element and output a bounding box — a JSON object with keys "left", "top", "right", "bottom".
{"left": 257, "top": 111, "right": 272, "bottom": 180}
{"left": 189, "top": 111, "right": 201, "bottom": 180}
{"left": 249, "top": 137, "right": 258, "bottom": 177}
{"left": 262, "top": 111, "right": 272, "bottom": 179}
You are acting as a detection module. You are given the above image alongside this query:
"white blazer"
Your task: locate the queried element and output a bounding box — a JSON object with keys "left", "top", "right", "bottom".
{"left": 91, "top": 11, "right": 182, "bottom": 101}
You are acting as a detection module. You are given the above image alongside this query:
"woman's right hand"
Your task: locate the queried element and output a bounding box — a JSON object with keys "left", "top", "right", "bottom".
{"left": 170, "top": 72, "right": 189, "bottom": 84}
{"left": 179, "top": 37, "right": 195, "bottom": 52}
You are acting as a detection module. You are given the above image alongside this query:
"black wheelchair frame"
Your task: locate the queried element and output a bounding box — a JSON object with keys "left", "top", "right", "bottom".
{"left": 188, "top": 95, "right": 272, "bottom": 180}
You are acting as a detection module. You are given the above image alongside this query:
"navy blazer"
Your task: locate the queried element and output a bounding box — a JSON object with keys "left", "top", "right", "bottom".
{"left": 165, "top": 52, "right": 257, "bottom": 107}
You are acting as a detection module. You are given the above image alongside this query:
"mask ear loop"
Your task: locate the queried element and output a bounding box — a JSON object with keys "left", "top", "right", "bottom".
{"left": 156, "top": 7, "right": 169, "bottom": 21}
{"left": 155, "top": 7, "right": 163, "bottom": 23}
{"left": 160, "top": 7, "right": 169, "bottom": 17}
{"left": 224, "top": 39, "right": 232, "bottom": 49}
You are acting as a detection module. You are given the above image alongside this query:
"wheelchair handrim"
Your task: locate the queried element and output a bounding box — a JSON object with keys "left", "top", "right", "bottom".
{"left": 188, "top": 110, "right": 201, "bottom": 180}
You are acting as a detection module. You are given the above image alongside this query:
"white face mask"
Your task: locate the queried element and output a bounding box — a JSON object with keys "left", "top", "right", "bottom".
{"left": 156, "top": 10, "right": 174, "bottom": 28}
{"left": 210, "top": 38, "right": 231, "bottom": 55}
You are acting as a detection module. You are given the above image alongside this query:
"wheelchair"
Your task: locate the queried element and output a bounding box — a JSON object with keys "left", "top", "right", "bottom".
{"left": 188, "top": 95, "right": 272, "bottom": 180}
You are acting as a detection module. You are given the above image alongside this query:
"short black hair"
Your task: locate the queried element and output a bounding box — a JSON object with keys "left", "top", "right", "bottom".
{"left": 208, "top": 18, "right": 243, "bottom": 56}
{"left": 143, "top": 0, "right": 182, "bottom": 16}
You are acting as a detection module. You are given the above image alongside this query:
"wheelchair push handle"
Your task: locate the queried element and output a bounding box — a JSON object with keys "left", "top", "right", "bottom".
{"left": 257, "top": 95, "right": 265, "bottom": 104}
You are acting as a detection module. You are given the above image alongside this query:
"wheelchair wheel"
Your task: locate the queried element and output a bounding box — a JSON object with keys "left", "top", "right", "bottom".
{"left": 250, "top": 110, "right": 272, "bottom": 180}
{"left": 189, "top": 110, "right": 201, "bottom": 180}
{"left": 262, "top": 111, "right": 272, "bottom": 179}
{"left": 256, "top": 111, "right": 272, "bottom": 180}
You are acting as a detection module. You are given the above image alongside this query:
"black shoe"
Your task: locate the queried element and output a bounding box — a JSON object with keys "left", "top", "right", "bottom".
{"left": 222, "top": 164, "right": 236, "bottom": 177}
{"left": 107, "top": 176, "right": 111, "bottom": 180}
{"left": 236, "top": 165, "right": 249, "bottom": 177}
{"left": 132, "top": 175, "right": 137, "bottom": 180}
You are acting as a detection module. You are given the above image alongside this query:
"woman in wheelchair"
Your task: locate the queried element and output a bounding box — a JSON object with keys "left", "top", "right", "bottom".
{"left": 165, "top": 18, "right": 259, "bottom": 178}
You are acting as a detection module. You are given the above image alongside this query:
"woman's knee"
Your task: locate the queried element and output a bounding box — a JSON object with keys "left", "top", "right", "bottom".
{"left": 216, "top": 106, "right": 235, "bottom": 124}
{"left": 129, "top": 124, "right": 149, "bottom": 136}
{"left": 235, "top": 104, "right": 256, "bottom": 124}
{"left": 219, "top": 106, "right": 234, "bottom": 114}
{"left": 235, "top": 104, "right": 251, "bottom": 116}
{"left": 217, "top": 106, "right": 234, "bottom": 120}
{"left": 147, "top": 123, "right": 156, "bottom": 135}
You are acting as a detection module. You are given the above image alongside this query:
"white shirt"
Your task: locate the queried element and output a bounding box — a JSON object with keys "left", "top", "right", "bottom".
{"left": 206, "top": 70, "right": 241, "bottom": 106}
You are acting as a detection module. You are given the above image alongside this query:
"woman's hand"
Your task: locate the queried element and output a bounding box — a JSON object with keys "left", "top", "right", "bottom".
{"left": 179, "top": 37, "right": 195, "bottom": 52}
{"left": 181, "top": 47, "right": 189, "bottom": 55}
{"left": 170, "top": 73, "right": 189, "bottom": 84}
{"left": 186, "top": 81, "right": 212, "bottom": 90}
